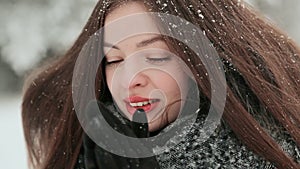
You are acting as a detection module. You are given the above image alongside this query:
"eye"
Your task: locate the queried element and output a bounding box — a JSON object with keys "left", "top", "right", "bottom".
{"left": 105, "top": 58, "right": 124, "bottom": 68}
{"left": 145, "top": 56, "right": 171, "bottom": 65}
{"left": 106, "top": 59, "right": 123, "bottom": 65}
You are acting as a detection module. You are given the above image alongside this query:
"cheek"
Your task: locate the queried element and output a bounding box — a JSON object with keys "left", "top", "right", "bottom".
{"left": 152, "top": 73, "right": 181, "bottom": 98}
{"left": 105, "top": 69, "right": 114, "bottom": 92}
{"left": 153, "top": 71, "right": 188, "bottom": 96}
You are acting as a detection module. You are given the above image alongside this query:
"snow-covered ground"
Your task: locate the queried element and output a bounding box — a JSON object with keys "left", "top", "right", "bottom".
{"left": 0, "top": 94, "right": 27, "bottom": 169}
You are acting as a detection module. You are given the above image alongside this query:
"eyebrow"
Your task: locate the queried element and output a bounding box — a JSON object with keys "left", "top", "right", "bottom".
{"left": 104, "top": 35, "right": 165, "bottom": 50}
{"left": 136, "top": 35, "right": 165, "bottom": 48}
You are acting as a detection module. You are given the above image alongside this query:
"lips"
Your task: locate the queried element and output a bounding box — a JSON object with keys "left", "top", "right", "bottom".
{"left": 124, "top": 96, "right": 160, "bottom": 115}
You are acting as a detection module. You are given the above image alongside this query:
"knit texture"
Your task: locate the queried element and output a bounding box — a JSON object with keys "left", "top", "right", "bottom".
{"left": 75, "top": 104, "right": 300, "bottom": 168}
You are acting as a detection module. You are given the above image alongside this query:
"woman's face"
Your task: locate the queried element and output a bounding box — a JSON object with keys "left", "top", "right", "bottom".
{"left": 104, "top": 2, "right": 190, "bottom": 132}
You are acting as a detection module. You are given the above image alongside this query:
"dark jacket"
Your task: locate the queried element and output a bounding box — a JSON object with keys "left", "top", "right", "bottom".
{"left": 74, "top": 104, "right": 299, "bottom": 169}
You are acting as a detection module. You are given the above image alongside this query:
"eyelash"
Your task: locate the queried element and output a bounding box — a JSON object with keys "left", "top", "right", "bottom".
{"left": 105, "top": 56, "right": 171, "bottom": 67}
{"left": 146, "top": 56, "right": 171, "bottom": 63}
{"left": 106, "top": 59, "right": 123, "bottom": 65}
{"left": 105, "top": 58, "right": 124, "bottom": 67}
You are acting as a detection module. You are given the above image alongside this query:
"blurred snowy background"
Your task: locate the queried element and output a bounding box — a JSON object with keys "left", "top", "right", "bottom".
{"left": 0, "top": 0, "right": 299, "bottom": 168}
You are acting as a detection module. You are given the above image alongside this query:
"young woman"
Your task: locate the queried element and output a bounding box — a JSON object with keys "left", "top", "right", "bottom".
{"left": 22, "top": 0, "right": 300, "bottom": 168}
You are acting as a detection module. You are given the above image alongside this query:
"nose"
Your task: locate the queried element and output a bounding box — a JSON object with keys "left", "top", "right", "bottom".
{"left": 119, "top": 60, "right": 149, "bottom": 90}
{"left": 127, "top": 73, "right": 148, "bottom": 89}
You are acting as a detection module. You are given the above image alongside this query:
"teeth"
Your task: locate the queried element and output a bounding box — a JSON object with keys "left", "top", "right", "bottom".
{"left": 129, "top": 100, "right": 157, "bottom": 107}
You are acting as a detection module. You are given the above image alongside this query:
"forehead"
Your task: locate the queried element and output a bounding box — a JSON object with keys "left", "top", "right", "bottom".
{"left": 104, "top": 2, "right": 161, "bottom": 44}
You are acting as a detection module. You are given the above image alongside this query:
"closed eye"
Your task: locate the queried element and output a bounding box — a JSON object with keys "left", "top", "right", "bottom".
{"left": 106, "top": 59, "right": 123, "bottom": 64}
{"left": 105, "top": 59, "right": 124, "bottom": 68}
{"left": 146, "top": 56, "right": 171, "bottom": 64}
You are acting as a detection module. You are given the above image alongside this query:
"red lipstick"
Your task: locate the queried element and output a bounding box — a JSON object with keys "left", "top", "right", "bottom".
{"left": 127, "top": 96, "right": 150, "bottom": 103}
{"left": 124, "top": 96, "right": 159, "bottom": 115}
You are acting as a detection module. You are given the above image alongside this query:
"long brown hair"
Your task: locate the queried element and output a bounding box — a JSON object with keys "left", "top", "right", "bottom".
{"left": 22, "top": 0, "right": 300, "bottom": 168}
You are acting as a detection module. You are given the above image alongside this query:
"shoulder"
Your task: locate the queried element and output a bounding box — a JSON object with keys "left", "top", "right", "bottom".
{"left": 156, "top": 119, "right": 275, "bottom": 168}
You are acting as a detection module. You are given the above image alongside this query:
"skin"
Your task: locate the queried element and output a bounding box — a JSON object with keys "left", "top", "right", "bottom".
{"left": 103, "top": 2, "right": 190, "bottom": 132}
